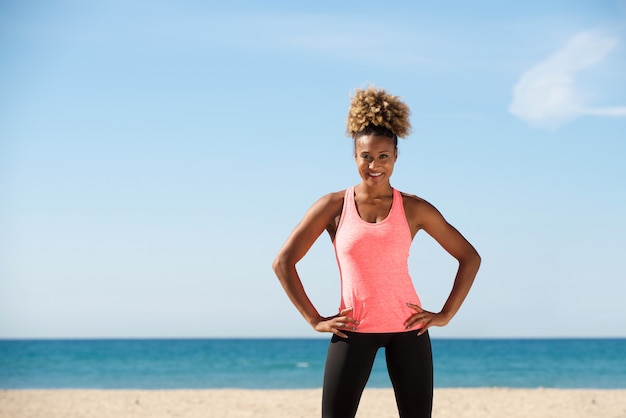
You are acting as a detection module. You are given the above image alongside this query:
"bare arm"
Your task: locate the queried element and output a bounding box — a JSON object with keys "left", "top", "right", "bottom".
{"left": 403, "top": 196, "right": 481, "bottom": 334}
{"left": 272, "top": 191, "right": 359, "bottom": 338}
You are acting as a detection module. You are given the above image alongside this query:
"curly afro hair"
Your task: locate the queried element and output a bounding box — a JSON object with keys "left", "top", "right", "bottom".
{"left": 346, "top": 86, "right": 412, "bottom": 140}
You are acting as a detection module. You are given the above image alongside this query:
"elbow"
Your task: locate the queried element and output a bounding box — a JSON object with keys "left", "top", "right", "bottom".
{"left": 272, "top": 253, "right": 299, "bottom": 290}
{"left": 459, "top": 248, "right": 481, "bottom": 272}
{"left": 272, "top": 255, "right": 283, "bottom": 275}
{"left": 469, "top": 249, "right": 481, "bottom": 271}
{"left": 473, "top": 249, "right": 481, "bottom": 265}
{"left": 272, "top": 252, "right": 292, "bottom": 279}
{"left": 273, "top": 246, "right": 302, "bottom": 283}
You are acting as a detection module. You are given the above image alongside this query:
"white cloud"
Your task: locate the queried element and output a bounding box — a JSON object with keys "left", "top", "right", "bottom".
{"left": 509, "top": 29, "right": 626, "bottom": 130}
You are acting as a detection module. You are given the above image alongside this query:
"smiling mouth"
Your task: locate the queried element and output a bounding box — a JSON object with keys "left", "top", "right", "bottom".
{"left": 369, "top": 172, "right": 382, "bottom": 177}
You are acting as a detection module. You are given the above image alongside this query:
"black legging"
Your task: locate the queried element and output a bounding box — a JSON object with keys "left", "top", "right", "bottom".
{"left": 322, "top": 330, "right": 433, "bottom": 418}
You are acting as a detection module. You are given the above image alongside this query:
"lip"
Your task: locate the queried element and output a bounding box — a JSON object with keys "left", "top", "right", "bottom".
{"left": 368, "top": 172, "right": 383, "bottom": 177}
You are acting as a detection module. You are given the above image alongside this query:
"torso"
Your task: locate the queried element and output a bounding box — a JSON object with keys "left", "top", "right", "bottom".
{"left": 353, "top": 187, "right": 394, "bottom": 223}
{"left": 332, "top": 186, "right": 421, "bottom": 333}
{"left": 325, "top": 186, "right": 425, "bottom": 241}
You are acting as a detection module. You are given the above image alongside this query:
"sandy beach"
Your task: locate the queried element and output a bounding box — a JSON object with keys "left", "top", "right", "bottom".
{"left": 1, "top": 388, "right": 625, "bottom": 418}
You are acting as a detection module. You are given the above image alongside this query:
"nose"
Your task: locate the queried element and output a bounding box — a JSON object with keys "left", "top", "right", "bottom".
{"left": 369, "top": 159, "right": 378, "bottom": 169}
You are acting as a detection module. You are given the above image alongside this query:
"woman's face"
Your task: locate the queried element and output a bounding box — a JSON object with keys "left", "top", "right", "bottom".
{"left": 354, "top": 135, "right": 398, "bottom": 186}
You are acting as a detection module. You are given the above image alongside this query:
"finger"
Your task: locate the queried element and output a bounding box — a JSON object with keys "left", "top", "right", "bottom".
{"left": 337, "top": 307, "right": 360, "bottom": 328}
{"left": 333, "top": 321, "right": 349, "bottom": 338}
{"left": 405, "top": 302, "right": 422, "bottom": 312}
{"left": 336, "top": 320, "right": 359, "bottom": 332}
{"left": 338, "top": 316, "right": 360, "bottom": 327}
{"left": 417, "top": 325, "right": 430, "bottom": 336}
{"left": 405, "top": 313, "right": 430, "bottom": 330}
{"left": 338, "top": 307, "right": 354, "bottom": 316}
{"left": 405, "top": 319, "right": 424, "bottom": 330}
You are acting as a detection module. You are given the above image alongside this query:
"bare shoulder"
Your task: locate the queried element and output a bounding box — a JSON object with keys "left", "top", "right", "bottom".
{"left": 400, "top": 191, "right": 445, "bottom": 231}
{"left": 304, "top": 189, "right": 346, "bottom": 240}
{"left": 400, "top": 191, "right": 479, "bottom": 262}
{"left": 278, "top": 190, "right": 347, "bottom": 261}
{"left": 304, "top": 189, "right": 346, "bottom": 225}
{"left": 400, "top": 191, "right": 438, "bottom": 213}
{"left": 312, "top": 190, "right": 345, "bottom": 213}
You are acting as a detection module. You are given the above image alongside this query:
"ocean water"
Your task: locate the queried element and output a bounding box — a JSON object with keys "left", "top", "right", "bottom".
{"left": 0, "top": 338, "right": 624, "bottom": 389}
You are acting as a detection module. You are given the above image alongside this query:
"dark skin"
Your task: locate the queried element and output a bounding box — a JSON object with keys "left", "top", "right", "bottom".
{"left": 273, "top": 134, "right": 481, "bottom": 338}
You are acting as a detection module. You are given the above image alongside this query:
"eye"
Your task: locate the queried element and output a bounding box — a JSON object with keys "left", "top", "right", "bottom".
{"left": 360, "top": 154, "right": 373, "bottom": 162}
{"left": 379, "top": 154, "right": 389, "bottom": 159}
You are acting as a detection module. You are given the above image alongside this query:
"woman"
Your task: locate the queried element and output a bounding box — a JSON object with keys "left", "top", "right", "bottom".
{"left": 272, "top": 86, "right": 481, "bottom": 417}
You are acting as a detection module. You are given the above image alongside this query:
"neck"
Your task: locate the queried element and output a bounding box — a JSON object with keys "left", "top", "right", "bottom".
{"left": 356, "top": 182, "right": 393, "bottom": 199}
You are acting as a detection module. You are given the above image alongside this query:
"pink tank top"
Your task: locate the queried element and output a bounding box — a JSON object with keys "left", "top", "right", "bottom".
{"left": 333, "top": 186, "right": 422, "bottom": 333}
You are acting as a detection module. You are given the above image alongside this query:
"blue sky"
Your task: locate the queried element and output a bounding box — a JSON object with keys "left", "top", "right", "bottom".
{"left": 1, "top": 0, "right": 625, "bottom": 339}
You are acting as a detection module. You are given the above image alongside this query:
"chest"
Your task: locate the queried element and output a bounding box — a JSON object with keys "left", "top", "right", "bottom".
{"left": 354, "top": 196, "right": 393, "bottom": 223}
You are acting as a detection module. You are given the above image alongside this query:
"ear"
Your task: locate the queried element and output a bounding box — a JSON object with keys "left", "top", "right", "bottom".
{"left": 394, "top": 148, "right": 398, "bottom": 161}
